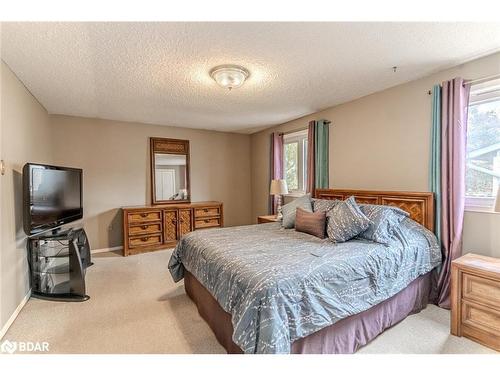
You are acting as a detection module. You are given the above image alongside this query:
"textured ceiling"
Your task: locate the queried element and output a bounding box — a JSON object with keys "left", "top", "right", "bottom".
{"left": 2, "top": 22, "right": 500, "bottom": 133}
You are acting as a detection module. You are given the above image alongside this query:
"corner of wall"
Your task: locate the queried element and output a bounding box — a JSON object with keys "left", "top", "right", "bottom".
{"left": 0, "top": 61, "right": 52, "bottom": 333}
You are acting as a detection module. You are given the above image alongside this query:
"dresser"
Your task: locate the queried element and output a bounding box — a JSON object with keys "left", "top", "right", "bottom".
{"left": 122, "top": 201, "right": 223, "bottom": 256}
{"left": 451, "top": 253, "right": 500, "bottom": 351}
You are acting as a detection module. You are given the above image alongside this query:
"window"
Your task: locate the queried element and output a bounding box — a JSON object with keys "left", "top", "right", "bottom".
{"left": 465, "top": 78, "right": 500, "bottom": 211}
{"left": 283, "top": 129, "right": 308, "bottom": 193}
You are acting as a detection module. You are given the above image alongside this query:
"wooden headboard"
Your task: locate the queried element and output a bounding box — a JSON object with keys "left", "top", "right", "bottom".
{"left": 314, "top": 189, "right": 435, "bottom": 232}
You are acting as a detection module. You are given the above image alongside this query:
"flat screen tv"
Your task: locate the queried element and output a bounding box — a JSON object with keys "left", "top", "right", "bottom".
{"left": 23, "top": 163, "right": 83, "bottom": 235}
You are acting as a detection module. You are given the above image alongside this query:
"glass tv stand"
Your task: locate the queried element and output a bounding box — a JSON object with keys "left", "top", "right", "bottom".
{"left": 28, "top": 228, "right": 92, "bottom": 302}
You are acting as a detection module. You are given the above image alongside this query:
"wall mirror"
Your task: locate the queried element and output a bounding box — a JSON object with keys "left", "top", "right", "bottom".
{"left": 150, "top": 137, "right": 190, "bottom": 205}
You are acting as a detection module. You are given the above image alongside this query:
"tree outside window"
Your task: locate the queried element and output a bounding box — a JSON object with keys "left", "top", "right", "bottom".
{"left": 283, "top": 130, "right": 308, "bottom": 193}
{"left": 465, "top": 78, "right": 500, "bottom": 210}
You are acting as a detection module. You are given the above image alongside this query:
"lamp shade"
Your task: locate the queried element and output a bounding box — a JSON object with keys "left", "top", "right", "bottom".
{"left": 270, "top": 179, "right": 289, "bottom": 195}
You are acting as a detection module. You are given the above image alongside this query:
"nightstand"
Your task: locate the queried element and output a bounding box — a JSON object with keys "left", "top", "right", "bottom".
{"left": 451, "top": 253, "right": 500, "bottom": 351}
{"left": 257, "top": 215, "right": 279, "bottom": 224}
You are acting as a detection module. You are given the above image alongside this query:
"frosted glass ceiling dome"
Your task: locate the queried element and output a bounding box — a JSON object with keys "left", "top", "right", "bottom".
{"left": 210, "top": 65, "right": 250, "bottom": 90}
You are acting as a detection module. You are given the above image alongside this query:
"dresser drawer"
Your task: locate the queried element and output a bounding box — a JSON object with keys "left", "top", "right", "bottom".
{"left": 128, "top": 223, "right": 162, "bottom": 236}
{"left": 122, "top": 202, "right": 223, "bottom": 256}
{"left": 194, "top": 206, "right": 221, "bottom": 218}
{"left": 463, "top": 273, "right": 500, "bottom": 309}
{"left": 461, "top": 300, "right": 500, "bottom": 350}
{"left": 128, "top": 234, "right": 162, "bottom": 248}
{"left": 451, "top": 254, "right": 500, "bottom": 351}
{"left": 128, "top": 210, "right": 162, "bottom": 223}
{"left": 195, "top": 217, "right": 221, "bottom": 229}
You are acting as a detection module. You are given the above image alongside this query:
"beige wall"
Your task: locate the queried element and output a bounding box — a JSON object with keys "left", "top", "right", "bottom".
{"left": 0, "top": 62, "right": 52, "bottom": 331}
{"left": 463, "top": 211, "right": 500, "bottom": 258}
{"left": 0, "top": 61, "right": 252, "bottom": 333}
{"left": 2, "top": 49, "right": 500, "bottom": 334}
{"left": 251, "top": 52, "right": 500, "bottom": 257}
{"left": 50, "top": 115, "right": 252, "bottom": 250}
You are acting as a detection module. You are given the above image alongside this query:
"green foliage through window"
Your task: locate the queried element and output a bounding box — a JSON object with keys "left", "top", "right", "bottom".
{"left": 284, "top": 142, "right": 298, "bottom": 190}
{"left": 466, "top": 100, "right": 500, "bottom": 198}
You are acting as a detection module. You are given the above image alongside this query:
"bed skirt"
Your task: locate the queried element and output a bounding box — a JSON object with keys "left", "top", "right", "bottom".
{"left": 184, "top": 270, "right": 432, "bottom": 354}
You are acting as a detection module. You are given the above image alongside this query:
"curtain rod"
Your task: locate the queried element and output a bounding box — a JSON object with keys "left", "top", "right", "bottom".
{"left": 427, "top": 73, "right": 500, "bottom": 95}
{"left": 278, "top": 120, "right": 331, "bottom": 136}
{"left": 463, "top": 73, "right": 500, "bottom": 86}
{"left": 279, "top": 127, "right": 308, "bottom": 136}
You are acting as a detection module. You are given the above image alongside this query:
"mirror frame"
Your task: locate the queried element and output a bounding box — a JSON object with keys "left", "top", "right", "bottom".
{"left": 150, "top": 137, "right": 191, "bottom": 205}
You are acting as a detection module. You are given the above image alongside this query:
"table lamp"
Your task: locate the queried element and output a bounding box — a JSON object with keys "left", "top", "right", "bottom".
{"left": 270, "top": 179, "right": 289, "bottom": 218}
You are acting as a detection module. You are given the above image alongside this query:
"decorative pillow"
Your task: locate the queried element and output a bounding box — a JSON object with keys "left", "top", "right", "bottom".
{"left": 326, "top": 196, "right": 371, "bottom": 242}
{"left": 312, "top": 198, "right": 339, "bottom": 213}
{"left": 281, "top": 194, "right": 313, "bottom": 229}
{"left": 358, "top": 204, "right": 409, "bottom": 245}
{"left": 295, "top": 207, "right": 326, "bottom": 239}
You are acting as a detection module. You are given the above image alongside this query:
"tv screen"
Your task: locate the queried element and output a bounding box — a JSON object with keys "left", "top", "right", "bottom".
{"left": 23, "top": 163, "right": 83, "bottom": 235}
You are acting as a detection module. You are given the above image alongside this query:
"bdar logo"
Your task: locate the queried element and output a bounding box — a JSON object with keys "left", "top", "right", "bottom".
{"left": 1, "top": 340, "right": 17, "bottom": 354}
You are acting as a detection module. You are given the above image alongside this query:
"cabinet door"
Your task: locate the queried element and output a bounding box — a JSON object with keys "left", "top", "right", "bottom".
{"left": 179, "top": 209, "right": 193, "bottom": 237}
{"left": 163, "top": 209, "right": 179, "bottom": 242}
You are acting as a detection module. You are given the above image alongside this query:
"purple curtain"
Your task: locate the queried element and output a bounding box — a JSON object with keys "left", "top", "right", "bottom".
{"left": 306, "top": 121, "right": 316, "bottom": 194}
{"left": 270, "top": 132, "right": 284, "bottom": 214}
{"left": 436, "top": 78, "right": 470, "bottom": 308}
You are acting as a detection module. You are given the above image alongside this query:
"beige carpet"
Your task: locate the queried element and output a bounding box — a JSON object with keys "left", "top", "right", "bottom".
{"left": 3, "top": 249, "right": 495, "bottom": 354}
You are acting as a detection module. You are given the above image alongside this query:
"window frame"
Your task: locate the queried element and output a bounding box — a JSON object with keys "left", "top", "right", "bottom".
{"left": 283, "top": 129, "right": 308, "bottom": 195}
{"left": 465, "top": 78, "right": 500, "bottom": 212}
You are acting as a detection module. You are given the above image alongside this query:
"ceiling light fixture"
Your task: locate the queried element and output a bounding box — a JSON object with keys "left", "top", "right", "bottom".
{"left": 210, "top": 65, "right": 250, "bottom": 90}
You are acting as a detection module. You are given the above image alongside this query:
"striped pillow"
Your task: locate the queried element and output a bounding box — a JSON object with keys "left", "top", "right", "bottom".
{"left": 295, "top": 207, "right": 327, "bottom": 239}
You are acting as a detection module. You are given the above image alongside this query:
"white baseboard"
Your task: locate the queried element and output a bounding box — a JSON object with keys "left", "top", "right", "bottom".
{"left": 0, "top": 289, "right": 31, "bottom": 340}
{"left": 91, "top": 245, "right": 123, "bottom": 254}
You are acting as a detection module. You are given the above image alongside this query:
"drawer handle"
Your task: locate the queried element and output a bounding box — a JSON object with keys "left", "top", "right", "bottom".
{"left": 140, "top": 213, "right": 148, "bottom": 218}
{"left": 141, "top": 225, "right": 147, "bottom": 230}
{"left": 204, "top": 219, "right": 210, "bottom": 223}
{"left": 203, "top": 209, "right": 209, "bottom": 213}
{"left": 141, "top": 237, "right": 149, "bottom": 242}
{"left": 172, "top": 219, "right": 177, "bottom": 224}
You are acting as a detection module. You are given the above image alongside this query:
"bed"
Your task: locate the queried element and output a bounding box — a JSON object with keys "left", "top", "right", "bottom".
{"left": 168, "top": 189, "right": 442, "bottom": 354}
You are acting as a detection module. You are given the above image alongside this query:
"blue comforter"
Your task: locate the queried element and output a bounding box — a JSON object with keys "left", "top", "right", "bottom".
{"left": 168, "top": 218, "right": 441, "bottom": 354}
